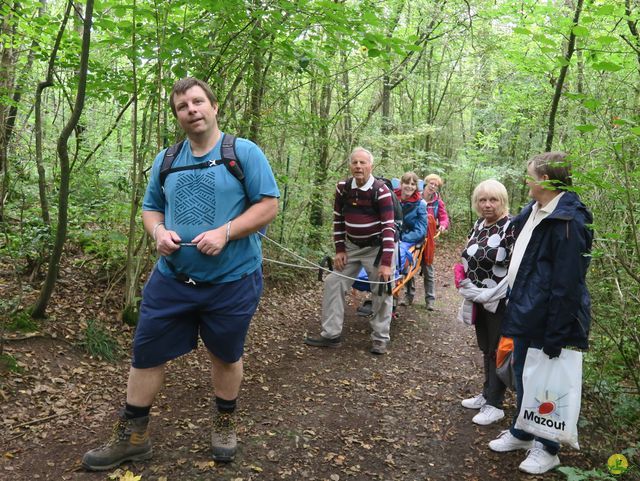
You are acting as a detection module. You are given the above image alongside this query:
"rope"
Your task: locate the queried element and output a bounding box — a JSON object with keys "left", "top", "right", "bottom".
{"left": 262, "top": 257, "right": 317, "bottom": 270}
{"left": 259, "top": 232, "right": 400, "bottom": 285}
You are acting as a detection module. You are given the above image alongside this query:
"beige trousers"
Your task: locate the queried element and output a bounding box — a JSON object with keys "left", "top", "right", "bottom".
{"left": 320, "top": 240, "right": 394, "bottom": 342}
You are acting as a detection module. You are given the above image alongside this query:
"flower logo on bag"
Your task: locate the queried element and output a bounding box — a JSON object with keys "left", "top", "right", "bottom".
{"left": 522, "top": 390, "right": 569, "bottom": 430}
{"left": 538, "top": 401, "right": 556, "bottom": 415}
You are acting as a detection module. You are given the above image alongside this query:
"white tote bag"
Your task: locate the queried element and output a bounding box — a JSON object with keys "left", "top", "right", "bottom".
{"left": 514, "top": 347, "right": 583, "bottom": 449}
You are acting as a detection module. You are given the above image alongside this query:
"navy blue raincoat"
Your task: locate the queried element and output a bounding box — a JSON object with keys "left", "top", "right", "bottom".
{"left": 503, "top": 191, "right": 593, "bottom": 352}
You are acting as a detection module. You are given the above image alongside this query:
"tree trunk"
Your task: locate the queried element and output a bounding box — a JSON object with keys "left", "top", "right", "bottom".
{"left": 380, "top": 5, "right": 403, "bottom": 163}
{"left": 425, "top": 46, "right": 434, "bottom": 152}
{"left": 34, "top": 0, "right": 74, "bottom": 226}
{"left": 308, "top": 79, "right": 332, "bottom": 248}
{"left": 123, "top": 0, "right": 144, "bottom": 325}
{"left": 31, "top": 0, "right": 94, "bottom": 318}
{"left": 381, "top": 73, "right": 391, "bottom": 162}
{"left": 339, "top": 51, "right": 353, "bottom": 152}
{"left": 625, "top": 0, "right": 640, "bottom": 73}
{"left": 545, "top": 0, "right": 583, "bottom": 151}
{"left": 245, "top": 19, "right": 272, "bottom": 143}
{"left": 0, "top": 2, "right": 20, "bottom": 221}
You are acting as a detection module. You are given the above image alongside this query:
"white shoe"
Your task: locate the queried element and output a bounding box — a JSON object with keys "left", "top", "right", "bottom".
{"left": 472, "top": 405, "right": 505, "bottom": 425}
{"left": 519, "top": 442, "right": 561, "bottom": 474}
{"left": 488, "top": 430, "right": 534, "bottom": 452}
{"left": 461, "top": 393, "right": 486, "bottom": 409}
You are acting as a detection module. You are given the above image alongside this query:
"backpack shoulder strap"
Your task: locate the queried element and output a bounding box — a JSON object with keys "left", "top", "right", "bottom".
{"left": 339, "top": 177, "right": 353, "bottom": 197}
{"left": 428, "top": 194, "right": 440, "bottom": 220}
{"left": 159, "top": 140, "right": 186, "bottom": 188}
{"left": 371, "top": 177, "right": 385, "bottom": 203}
{"left": 220, "top": 134, "right": 245, "bottom": 183}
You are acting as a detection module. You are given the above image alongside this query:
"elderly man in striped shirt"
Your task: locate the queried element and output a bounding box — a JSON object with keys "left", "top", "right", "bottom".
{"left": 305, "top": 147, "right": 396, "bottom": 355}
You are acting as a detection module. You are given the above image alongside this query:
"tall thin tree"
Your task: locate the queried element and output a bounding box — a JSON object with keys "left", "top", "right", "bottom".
{"left": 33, "top": 0, "right": 74, "bottom": 226}
{"left": 545, "top": 0, "right": 584, "bottom": 151}
{"left": 31, "top": 0, "right": 95, "bottom": 318}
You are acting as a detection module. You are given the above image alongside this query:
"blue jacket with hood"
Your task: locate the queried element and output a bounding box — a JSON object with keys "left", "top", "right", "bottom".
{"left": 394, "top": 190, "right": 427, "bottom": 244}
{"left": 503, "top": 191, "right": 593, "bottom": 352}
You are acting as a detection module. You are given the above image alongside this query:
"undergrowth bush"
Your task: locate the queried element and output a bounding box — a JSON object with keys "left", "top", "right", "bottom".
{"left": 79, "top": 319, "right": 123, "bottom": 362}
{"left": 6, "top": 310, "right": 39, "bottom": 332}
{"left": 0, "top": 353, "right": 21, "bottom": 373}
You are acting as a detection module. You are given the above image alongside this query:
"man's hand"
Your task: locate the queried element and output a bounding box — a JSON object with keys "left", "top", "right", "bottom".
{"left": 155, "top": 226, "right": 181, "bottom": 256}
{"left": 378, "top": 264, "right": 392, "bottom": 281}
{"left": 192, "top": 225, "right": 227, "bottom": 256}
{"left": 334, "top": 252, "right": 348, "bottom": 271}
{"left": 543, "top": 345, "right": 562, "bottom": 359}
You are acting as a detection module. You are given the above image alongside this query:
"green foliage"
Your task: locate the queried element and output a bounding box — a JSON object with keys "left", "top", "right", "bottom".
{"left": 79, "top": 319, "right": 123, "bottom": 362}
{"left": 558, "top": 466, "right": 618, "bottom": 481}
{"left": 0, "top": 216, "right": 52, "bottom": 274}
{"left": 76, "top": 227, "right": 129, "bottom": 271}
{"left": 0, "top": 353, "right": 22, "bottom": 374}
{"left": 2, "top": 0, "right": 640, "bottom": 458}
{"left": 121, "top": 301, "right": 140, "bottom": 327}
{"left": 5, "top": 311, "right": 39, "bottom": 333}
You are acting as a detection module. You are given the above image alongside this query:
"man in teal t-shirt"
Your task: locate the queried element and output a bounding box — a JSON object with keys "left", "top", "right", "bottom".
{"left": 83, "top": 78, "right": 279, "bottom": 471}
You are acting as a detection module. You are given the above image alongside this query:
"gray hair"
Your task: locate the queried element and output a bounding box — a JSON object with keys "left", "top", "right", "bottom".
{"left": 528, "top": 151, "right": 572, "bottom": 188}
{"left": 350, "top": 147, "right": 374, "bottom": 164}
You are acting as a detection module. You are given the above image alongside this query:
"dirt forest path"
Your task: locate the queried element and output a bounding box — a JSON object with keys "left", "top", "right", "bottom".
{"left": 1, "top": 244, "right": 595, "bottom": 481}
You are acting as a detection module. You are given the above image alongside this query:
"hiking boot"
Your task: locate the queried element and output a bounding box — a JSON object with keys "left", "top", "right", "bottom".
{"left": 399, "top": 295, "right": 413, "bottom": 307}
{"left": 488, "top": 430, "right": 534, "bottom": 452}
{"left": 304, "top": 335, "right": 342, "bottom": 348}
{"left": 472, "top": 405, "right": 505, "bottom": 425}
{"left": 426, "top": 300, "right": 435, "bottom": 311}
{"left": 356, "top": 300, "right": 373, "bottom": 317}
{"left": 82, "top": 412, "right": 152, "bottom": 471}
{"left": 519, "top": 442, "right": 561, "bottom": 474}
{"left": 461, "top": 393, "right": 486, "bottom": 409}
{"left": 211, "top": 412, "right": 237, "bottom": 462}
{"left": 370, "top": 340, "right": 387, "bottom": 355}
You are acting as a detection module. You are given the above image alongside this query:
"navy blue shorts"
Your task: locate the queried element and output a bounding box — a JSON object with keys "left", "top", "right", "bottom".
{"left": 131, "top": 268, "right": 263, "bottom": 368}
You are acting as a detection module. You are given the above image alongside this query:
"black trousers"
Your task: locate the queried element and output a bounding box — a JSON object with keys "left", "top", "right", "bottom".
{"left": 474, "top": 299, "right": 507, "bottom": 408}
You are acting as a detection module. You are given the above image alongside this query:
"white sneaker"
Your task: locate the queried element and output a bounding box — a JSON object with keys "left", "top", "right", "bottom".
{"left": 461, "top": 393, "right": 486, "bottom": 409}
{"left": 472, "top": 405, "right": 505, "bottom": 425}
{"left": 488, "top": 430, "right": 534, "bottom": 452}
{"left": 519, "top": 442, "right": 561, "bottom": 474}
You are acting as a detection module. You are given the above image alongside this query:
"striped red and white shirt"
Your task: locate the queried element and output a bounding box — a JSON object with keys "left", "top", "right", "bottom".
{"left": 333, "top": 175, "right": 396, "bottom": 267}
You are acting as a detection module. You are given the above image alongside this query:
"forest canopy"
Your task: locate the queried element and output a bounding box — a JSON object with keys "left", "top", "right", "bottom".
{"left": 1, "top": 0, "right": 639, "bottom": 466}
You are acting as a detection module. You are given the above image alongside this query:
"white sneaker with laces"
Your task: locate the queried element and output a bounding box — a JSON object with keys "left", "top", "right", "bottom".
{"left": 488, "top": 430, "right": 534, "bottom": 452}
{"left": 519, "top": 442, "right": 561, "bottom": 474}
{"left": 472, "top": 405, "right": 505, "bottom": 425}
{"left": 461, "top": 393, "right": 486, "bottom": 409}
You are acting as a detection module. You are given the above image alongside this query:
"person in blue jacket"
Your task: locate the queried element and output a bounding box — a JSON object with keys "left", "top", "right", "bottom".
{"left": 488, "top": 152, "right": 593, "bottom": 475}
{"left": 395, "top": 171, "right": 427, "bottom": 305}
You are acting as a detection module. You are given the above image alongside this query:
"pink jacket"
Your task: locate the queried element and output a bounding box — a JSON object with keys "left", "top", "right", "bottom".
{"left": 425, "top": 193, "right": 449, "bottom": 230}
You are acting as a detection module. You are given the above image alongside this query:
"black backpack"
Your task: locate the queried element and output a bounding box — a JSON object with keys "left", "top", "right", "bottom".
{"left": 378, "top": 177, "right": 403, "bottom": 233}
{"left": 159, "top": 134, "right": 246, "bottom": 196}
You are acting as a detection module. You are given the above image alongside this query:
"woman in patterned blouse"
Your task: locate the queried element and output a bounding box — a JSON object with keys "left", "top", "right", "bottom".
{"left": 459, "top": 179, "right": 515, "bottom": 426}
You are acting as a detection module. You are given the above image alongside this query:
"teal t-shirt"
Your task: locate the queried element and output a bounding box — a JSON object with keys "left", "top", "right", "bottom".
{"left": 143, "top": 133, "right": 280, "bottom": 283}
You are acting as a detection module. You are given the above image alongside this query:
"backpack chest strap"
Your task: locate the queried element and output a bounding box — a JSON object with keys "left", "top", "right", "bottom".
{"left": 162, "top": 158, "right": 228, "bottom": 176}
